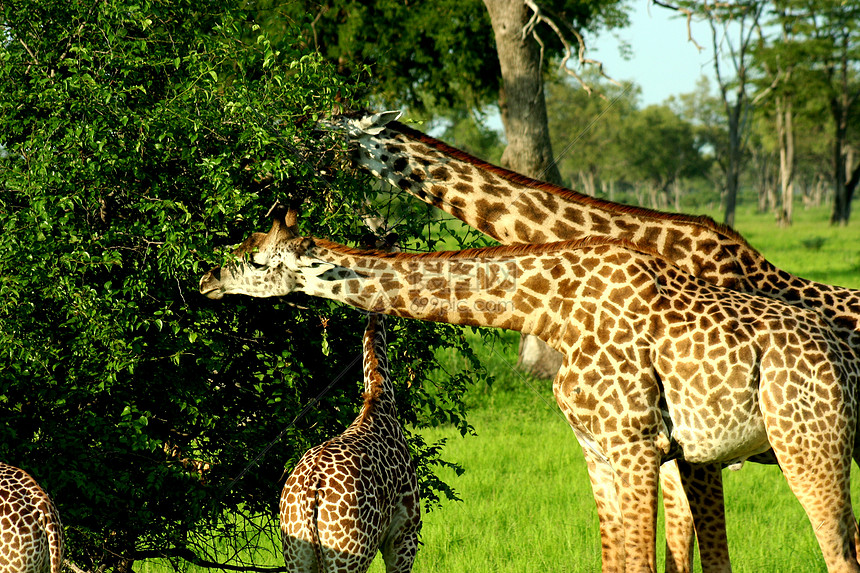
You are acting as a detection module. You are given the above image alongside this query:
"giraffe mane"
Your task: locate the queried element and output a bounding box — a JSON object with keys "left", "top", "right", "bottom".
{"left": 386, "top": 121, "right": 755, "bottom": 250}
{"left": 312, "top": 236, "right": 678, "bottom": 267}
{"left": 357, "top": 383, "right": 384, "bottom": 426}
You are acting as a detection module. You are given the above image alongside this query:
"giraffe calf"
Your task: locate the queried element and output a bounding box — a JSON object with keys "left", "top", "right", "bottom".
{"left": 279, "top": 314, "right": 421, "bottom": 573}
{"left": 0, "top": 462, "right": 64, "bottom": 573}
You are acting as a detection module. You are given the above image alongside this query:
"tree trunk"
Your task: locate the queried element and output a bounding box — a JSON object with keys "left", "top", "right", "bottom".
{"left": 829, "top": 34, "right": 854, "bottom": 225}
{"left": 776, "top": 93, "right": 795, "bottom": 226}
{"left": 579, "top": 170, "right": 597, "bottom": 197}
{"left": 830, "top": 100, "right": 851, "bottom": 225}
{"left": 723, "top": 100, "right": 742, "bottom": 228}
{"left": 483, "top": 0, "right": 564, "bottom": 378}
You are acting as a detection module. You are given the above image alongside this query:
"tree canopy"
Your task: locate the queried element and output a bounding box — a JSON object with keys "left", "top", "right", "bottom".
{"left": 0, "top": 1, "right": 484, "bottom": 570}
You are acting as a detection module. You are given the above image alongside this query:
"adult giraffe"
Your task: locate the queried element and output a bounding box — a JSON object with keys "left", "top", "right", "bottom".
{"left": 323, "top": 110, "right": 860, "bottom": 572}
{"left": 0, "top": 462, "right": 64, "bottom": 573}
{"left": 280, "top": 312, "right": 421, "bottom": 573}
{"left": 199, "top": 208, "right": 860, "bottom": 573}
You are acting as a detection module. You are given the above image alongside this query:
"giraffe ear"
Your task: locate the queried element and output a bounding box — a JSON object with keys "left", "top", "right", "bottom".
{"left": 354, "top": 110, "right": 402, "bottom": 135}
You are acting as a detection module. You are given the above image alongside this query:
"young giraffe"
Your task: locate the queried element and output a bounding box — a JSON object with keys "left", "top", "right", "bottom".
{"left": 279, "top": 312, "right": 421, "bottom": 573}
{"left": 0, "top": 462, "right": 64, "bottom": 573}
{"left": 200, "top": 208, "right": 860, "bottom": 573}
{"left": 325, "top": 110, "right": 860, "bottom": 572}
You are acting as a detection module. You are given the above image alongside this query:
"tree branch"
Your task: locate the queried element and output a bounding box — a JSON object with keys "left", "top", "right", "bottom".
{"left": 130, "top": 548, "right": 288, "bottom": 572}
{"left": 650, "top": 0, "right": 704, "bottom": 51}
{"left": 521, "top": 0, "right": 619, "bottom": 99}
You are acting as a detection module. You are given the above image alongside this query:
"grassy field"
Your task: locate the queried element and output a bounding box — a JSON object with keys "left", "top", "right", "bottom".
{"left": 142, "top": 204, "right": 860, "bottom": 572}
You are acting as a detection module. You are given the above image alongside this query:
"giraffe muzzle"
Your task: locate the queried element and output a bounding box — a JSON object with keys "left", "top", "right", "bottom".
{"left": 199, "top": 268, "right": 225, "bottom": 299}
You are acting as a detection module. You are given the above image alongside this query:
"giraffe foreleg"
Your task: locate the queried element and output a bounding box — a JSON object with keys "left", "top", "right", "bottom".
{"left": 610, "top": 437, "right": 663, "bottom": 573}
{"left": 676, "top": 461, "right": 732, "bottom": 573}
{"left": 580, "top": 446, "right": 626, "bottom": 573}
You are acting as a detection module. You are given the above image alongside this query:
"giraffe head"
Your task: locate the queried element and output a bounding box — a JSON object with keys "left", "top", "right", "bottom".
{"left": 199, "top": 205, "right": 328, "bottom": 299}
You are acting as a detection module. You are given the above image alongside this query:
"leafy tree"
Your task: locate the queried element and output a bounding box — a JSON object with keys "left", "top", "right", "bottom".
{"left": 545, "top": 75, "right": 639, "bottom": 197}
{"left": 624, "top": 104, "right": 707, "bottom": 210}
{"left": 0, "top": 1, "right": 482, "bottom": 570}
{"left": 778, "top": 0, "right": 860, "bottom": 224}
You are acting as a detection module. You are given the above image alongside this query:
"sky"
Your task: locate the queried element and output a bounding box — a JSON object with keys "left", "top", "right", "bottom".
{"left": 589, "top": 1, "right": 718, "bottom": 106}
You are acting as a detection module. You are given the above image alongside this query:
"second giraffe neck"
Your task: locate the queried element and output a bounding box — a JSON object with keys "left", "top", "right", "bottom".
{"left": 296, "top": 239, "right": 665, "bottom": 348}
{"left": 353, "top": 121, "right": 740, "bottom": 248}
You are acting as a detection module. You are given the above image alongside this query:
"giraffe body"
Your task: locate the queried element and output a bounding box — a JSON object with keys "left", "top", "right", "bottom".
{"left": 279, "top": 314, "right": 421, "bottom": 573}
{"left": 327, "top": 110, "right": 860, "bottom": 572}
{"left": 0, "top": 462, "right": 64, "bottom": 573}
{"left": 200, "top": 214, "right": 860, "bottom": 572}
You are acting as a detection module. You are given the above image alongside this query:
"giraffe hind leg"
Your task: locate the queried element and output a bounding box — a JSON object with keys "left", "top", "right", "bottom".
{"left": 761, "top": 371, "right": 859, "bottom": 571}
{"left": 676, "top": 461, "right": 732, "bottom": 573}
{"left": 660, "top": 460, "right": 696, "bottom": 573}
{"left": 379, "top": 488, "right": 421, "bottom": 573}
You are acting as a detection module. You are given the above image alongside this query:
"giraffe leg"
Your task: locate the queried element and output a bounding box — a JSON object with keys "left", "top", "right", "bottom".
{"left": 761, "top": 370, "right": 859, "bottom": 572}
{"left": 770, "top": 447, "right": 858, "bottom": 571}
{"left": 380, "top": 488, "right": 422, "bottom": 573}
{"left": 611, "top": 439, "right": 663, "bottom": 573}
{"left": 581, "top": 446, "right": 626, "bottom": 572}
{"left": 660, "top": 461, "right": 696, "bottom": 573}
{"left": 676, "top": 461, "right": 732, "bottom": 573}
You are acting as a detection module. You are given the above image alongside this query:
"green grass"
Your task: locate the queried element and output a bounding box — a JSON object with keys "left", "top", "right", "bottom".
{"left": 143, "top": 203, "right": 860, "bottom": 572}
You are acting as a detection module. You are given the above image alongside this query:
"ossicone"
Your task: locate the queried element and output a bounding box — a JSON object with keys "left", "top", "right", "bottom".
{"left": 265, "top": 201, "right": 300, "bottom": 240}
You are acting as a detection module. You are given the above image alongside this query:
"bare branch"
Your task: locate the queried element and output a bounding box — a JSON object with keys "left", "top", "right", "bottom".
{"left": 130, "top": 548, "right": 289, "bottom": 572}
{"left": 650, "top": 0, "right": 705, "bottom": 51}
{"left": 521, "top": 0, "right": 619, "bottom": 99}
{"left": 64, "top": 560, "right": 91, "bottom": 573}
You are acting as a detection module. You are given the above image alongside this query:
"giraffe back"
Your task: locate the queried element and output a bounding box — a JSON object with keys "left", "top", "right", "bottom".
{"left": 0, "top": 463, "right": 64, "bottom": 573}
{"left": 279, "top": 314, "right": 420, "bottom": 573}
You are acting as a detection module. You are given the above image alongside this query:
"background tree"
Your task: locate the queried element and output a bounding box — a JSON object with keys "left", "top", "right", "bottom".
{"left": 784, "top": 0, "right": 860, "bottom": 224}
{"left": 262, "top": 0, "right": 629, "bottom": 377}
{"left": 704, "top": 0, "right": 766, "bottom": 227}
{"left": 545, "top": 75, "right": 639, "bottom": 198}
{"left": 0, "top": 1, "right": 483, "bottom": 570}
{"left": 625, "top": 104, "right": 707, "bottom": 210}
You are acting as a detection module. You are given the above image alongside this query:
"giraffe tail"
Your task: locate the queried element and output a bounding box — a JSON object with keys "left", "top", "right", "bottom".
{"left": 304, "top": 449, "right": 329, "bottom": 573}
{"left": 42, "top": 495, "right": 64, "bottom": 573}
{"left": 308, "top": 484, "right": 328, "bottom": 573}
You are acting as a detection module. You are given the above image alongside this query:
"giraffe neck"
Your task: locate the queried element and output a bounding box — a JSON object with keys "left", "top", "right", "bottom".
{"left": 295, "top": 238, "right": 675, "bottom": 349}
{"left": 337, "top": 114, "right": 860, "bottom": 348}
{"left": 344, "top": 116, "right": 731, "bottom": 245}
{"left": 356, "top": 313, "right": 396, "bottom": 424}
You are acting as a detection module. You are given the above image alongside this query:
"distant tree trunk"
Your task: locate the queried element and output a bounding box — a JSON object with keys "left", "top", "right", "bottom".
{"left": 776, "top": 92, "right": 795, "bottom": 226}
{"left": 829, "top": 30, "right": 856, "bottom": 225}
{"left": 707, "top": 3, "right": 762, "bottom": 228}
{"left": 483, "top": 0, "right": 564, "bottom": 378}
{"left": 752, "top": 148, "right": 774, "bottom": 215}
{"left": 603, "top": 178, "right": 616, "bottom": 202}
{"left": 830, "top": 92, "right": 851, "bottom": 224}
{"left": 579, "top": 170, "right": 597, "bottom": 196}
{"left": 723, "top": 101, "right": 743, "bottom": 228}
{"left": 672, "top": 180, "right": 682, "bottom": 212}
